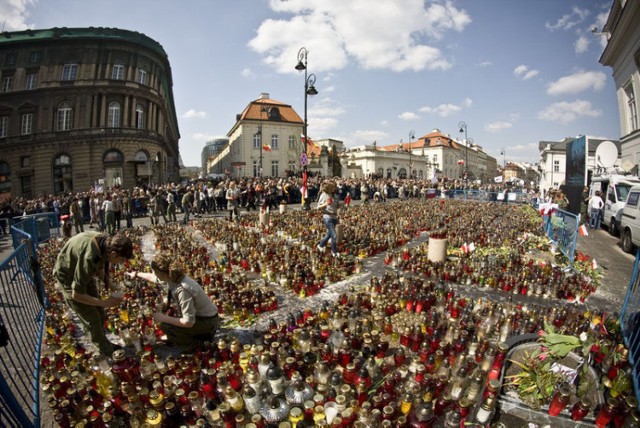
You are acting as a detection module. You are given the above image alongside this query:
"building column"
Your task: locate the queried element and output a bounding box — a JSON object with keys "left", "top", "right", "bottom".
{"left": 99, "top": 94, "right": 107, "bottom": 127}
{"left": 123, "top": 96, "right": 130, "bottom": 128}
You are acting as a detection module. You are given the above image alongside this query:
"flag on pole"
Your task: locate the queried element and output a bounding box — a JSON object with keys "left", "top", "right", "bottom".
{"left": 578, "top": 224, "right": 589, "bottom": 236}
{"left": 262, "top": 144, "right": 272, "bottom": 152}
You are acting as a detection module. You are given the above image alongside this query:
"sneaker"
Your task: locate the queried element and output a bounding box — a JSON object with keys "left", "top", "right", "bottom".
{"left": 332, "top": 252, "right": 340, "bottom": 258}
{"left": 317, "top": 245, "right": 325, "bottom": 253}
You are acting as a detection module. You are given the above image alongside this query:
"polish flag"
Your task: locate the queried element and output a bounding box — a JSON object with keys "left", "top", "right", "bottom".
{"left": 461, "top": 243, "right": 469, "bottom": 254}
{"left": 578, "top": 224, "right": 589, "bottom": 236}
{"left": 468, "top": 242, "right": 476, "bottom": 252}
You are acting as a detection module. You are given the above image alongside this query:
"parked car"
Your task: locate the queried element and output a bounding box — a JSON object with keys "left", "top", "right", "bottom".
{"left": 619, "top": 184, "right": 640, "bottom": 253}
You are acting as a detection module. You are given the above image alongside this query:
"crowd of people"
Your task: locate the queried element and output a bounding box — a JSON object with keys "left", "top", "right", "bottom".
{"left": 0, "top": 175, "right": 539, "bottom": 237}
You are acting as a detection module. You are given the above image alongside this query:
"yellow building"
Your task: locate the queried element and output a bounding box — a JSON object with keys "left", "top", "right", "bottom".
{"left": 0, "top": 27, "right": 180, "bottom": 198}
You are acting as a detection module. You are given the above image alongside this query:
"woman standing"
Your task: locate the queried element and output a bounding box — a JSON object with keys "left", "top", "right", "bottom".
{"left": 316, "top": 181, "right": 341, "bottom": 257}
{"left": 126, "top": 252, "right": 219, "bottom": 353}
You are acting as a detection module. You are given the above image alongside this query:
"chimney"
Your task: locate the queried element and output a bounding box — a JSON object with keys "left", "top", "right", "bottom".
{"left": 260, "top": 93, "right": 269, "bottom": 100}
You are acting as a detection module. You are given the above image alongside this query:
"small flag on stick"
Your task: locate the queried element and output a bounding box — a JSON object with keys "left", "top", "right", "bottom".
{"left": 578, "top": 224, "right": 589, "bottom": 236}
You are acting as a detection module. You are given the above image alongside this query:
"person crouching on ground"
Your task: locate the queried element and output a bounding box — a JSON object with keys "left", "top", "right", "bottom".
{"left": 54, "top": 232, "right": 134, "bottom": 356}
{"left": 126, "top": 252, "right": 219, "bottom": 353}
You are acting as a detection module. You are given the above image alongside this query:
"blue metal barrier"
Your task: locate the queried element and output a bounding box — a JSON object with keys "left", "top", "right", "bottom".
{"left": 543, "top": 208, "right": 579, "bottom": 265}
{"left": 9, "top": 213, "right": 60, "bottom": 251}
{"left": 621, "top": 250, "right": 640, "bottom": 409}
{"left": 0, "top": 234, "right": 46, "bottom": 427}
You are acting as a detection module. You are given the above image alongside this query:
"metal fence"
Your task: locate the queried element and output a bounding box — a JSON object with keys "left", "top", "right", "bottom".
{"left": 621, "top": 250, "right": 640, "bottom": 409}
{"left": 0, "top": 220, "right": 48, "bottom": 427}
{"left": 544, "top": 208, "right": 580, "bottom": 265}
{"left": 9, "top": 213, "right": 60, "bottom": 251}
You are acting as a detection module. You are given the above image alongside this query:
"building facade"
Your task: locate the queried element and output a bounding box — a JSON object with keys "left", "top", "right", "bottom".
{"left": 0, "top": 27, "right": 180, "bottom": 199}
{"left": 538, "top": 136, "right": 621, "bottom": 191}
{"left": 599, "top": 0, "right": 640, "bottom": 173}
{"left": 202, "top": 137, "right": 229, "bottom": 175}
{"left": 209, "top": 93, "right": 305, "bottom": 178}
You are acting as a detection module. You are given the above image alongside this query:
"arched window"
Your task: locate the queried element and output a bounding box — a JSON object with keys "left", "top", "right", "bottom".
{"left": 53, "top": 154, "right": 73, "bottom": 194}
{"left": 103, "top": 149, "right": 124, "bottom": 187}
{"left": 111, "top": 61, "right": 125, "bottom": 80}
{"left": 0, "top": 161, "right": 11, "bottom": 194}
{"left": 107, "top": 102, "right": 121, "bottom": 128}
{"left": 57, "top": 101, "right": 73, "bottom": 131}
{"left": 61, "top": 61, "right": 78, "bottom": 81}
{"left": 135, "top": 104, "right": 145, "bottom": 129}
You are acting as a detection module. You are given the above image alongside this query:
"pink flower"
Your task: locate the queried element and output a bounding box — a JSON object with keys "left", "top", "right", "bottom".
{"left": 538, "top": 352, "right": 548, "bottom": 361}
{"left": 537, "top": 330, "right": 547, "bottom": 337}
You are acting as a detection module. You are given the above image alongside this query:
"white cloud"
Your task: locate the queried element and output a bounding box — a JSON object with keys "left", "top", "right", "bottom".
{"left": 463, "top": 98, "right": 472, "bottom": 108}
{"left": 514, "top": 65, "right": 539, "bottom": 80}
{"left": 308, "top": 97, "right": 346, "bottom": 135}
{"left": 322, "top": 85, "right": 336, "bottom": 93}
{"left": 381, "top": 120, "right": 390, "bottom": 127}
{"left": 546, "top": 6, "right": 589, "bottom": 31}
{"left": 0, "top": 0, "right": 36, "bottom": 31}
{"left": 419, "top": 102, "right": 463, "bottom": 117}
{"left": 241, "top": 68, "right": 255, "bottom": 78}
{"left": 546, "top": 70, "right": 606, "bottom": 95}
{"left": 485, "top": 121, "right": 512, "bottom": 132}
{"left": 182, "top": 109, "right": 206, "bottom": 119}
{"left": 351, "top": 129, "right": 390, "bottom": 144}
{"left": 537, "top": 100, "right": 602, "bottom": 124}
{"left": 594, "top": 12, "right": 609, "bottom": 49}
{"left": 477, "top": 61, "right": 492, "bottom": 67}
{"left": 190, "top": 132, "right": 219, "bottom": 142}
{"left": 399, "top": 111, "right": 420, "bottom": 121}
{"left": 574, "top": 35, "right": 589, "bottom": 54}
{"left": 248, "top": 0, "right": 471, "bottom": 73}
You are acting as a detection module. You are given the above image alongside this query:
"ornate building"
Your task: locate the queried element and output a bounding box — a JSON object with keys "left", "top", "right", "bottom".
{"left": 209, "top": 93, "right": 305, "bottom": 178}
{"left": 0, "top": 27, "right": 180, "bottom": 199}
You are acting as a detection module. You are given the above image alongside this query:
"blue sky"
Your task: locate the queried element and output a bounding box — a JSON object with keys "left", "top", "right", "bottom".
{"left": 2, "top": 0, "right": 618, "bottom": 168}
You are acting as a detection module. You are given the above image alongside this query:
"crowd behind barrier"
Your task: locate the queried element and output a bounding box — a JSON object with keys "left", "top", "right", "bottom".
{"left": 0, "top": 176, "right": 539, "bottom": 237}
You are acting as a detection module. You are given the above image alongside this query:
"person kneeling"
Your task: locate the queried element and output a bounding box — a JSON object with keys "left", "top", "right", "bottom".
{"left": 126, "top": 252, "right": 219, "bottom": 353}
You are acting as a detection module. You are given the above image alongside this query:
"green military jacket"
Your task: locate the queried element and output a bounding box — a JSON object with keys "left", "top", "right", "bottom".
{"left": 54, "top": 231, "right": 107, "bottom": 298}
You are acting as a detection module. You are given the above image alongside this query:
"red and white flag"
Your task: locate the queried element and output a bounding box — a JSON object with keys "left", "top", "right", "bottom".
{"left": 578, "top": 224, "right": 589, "bottom": 236}
{"left": 468, "top": 242, "right": 476, "bottom": 252}
{"left": 461, "top": 243, "right": 469, "bottom": 254}
{"left": 591, "top": 259, "right": 598, "bottom": 270}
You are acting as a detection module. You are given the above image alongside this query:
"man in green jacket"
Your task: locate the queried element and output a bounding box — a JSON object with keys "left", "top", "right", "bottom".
{"left": 54, "top": 231, "right": 134, "bottom": 356}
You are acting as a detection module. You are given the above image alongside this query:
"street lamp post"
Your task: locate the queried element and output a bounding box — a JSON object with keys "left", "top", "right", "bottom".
{"left": 500, "top": 148, "right": 506, "bottom": 169}
{"left": 295, "top": 47, "right": 318, "bottom": 210}
{"left": 408, "top": 130, "right": 415, "bottom": 179}
{"left": 458, "top": 121, "right": 469, "bottom": 183}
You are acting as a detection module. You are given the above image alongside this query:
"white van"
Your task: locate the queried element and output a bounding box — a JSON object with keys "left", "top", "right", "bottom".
{"left": 620, "top": 185, "right": 640, "bottom": 253}
{"left": 590, "top": 174, "right": 640, "bottom": 235}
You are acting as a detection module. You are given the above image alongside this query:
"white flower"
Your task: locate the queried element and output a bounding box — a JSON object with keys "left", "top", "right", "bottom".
{"left": 579, "top": 331, "right": 588, "bottom": 342}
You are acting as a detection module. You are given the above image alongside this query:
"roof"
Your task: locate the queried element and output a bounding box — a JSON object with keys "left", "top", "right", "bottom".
{"left": 237, "top": 97, "right": 303, "bottom": 124}
{"left": 0, "top": 27, "right": 168, "bottom": 58}
{"left": 378, "top": 129, "right": 460, "bottom": 151}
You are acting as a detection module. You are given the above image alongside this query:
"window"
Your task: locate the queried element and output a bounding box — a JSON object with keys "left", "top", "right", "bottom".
{"left": 0, "top": 116, "right": 7, "bottom": 138}
{"left": 0, "top": 162, "right": 11, "bottom": 194}
{"left": 21, "top": 113, "right": 33, "bottom": 135}
{"left": 625, "top": 82, "right": 638, "bottom": 132}
{"left": 289, "top": 135, "right": 296, "bottom": 150}
{"left": 137, "top": 68, "right": 147, "bottom": 85}
{"left": 53, "top": 154, "right": 73, "bottom": 194}
{"left": 25, "top": 73, "right": 37, "bottom": 90}
{"left": 111, "top": 61, "right": 125, "bottom": 80}
{"left": 271, "top": 134, "right": 279, "bottom": 149}
{"left": 2, "top": 76, "right": 13, "bottom": 92}
{"left": 253, "top": 160, "right": 259, "bottom": 177}
{"left": 20, "top": 176, "right": 32, "bottom": 200}
{"left": 61, "top": 61, "right": 78, "bottom": 81}
{"left": 5, "top": 54, "right": 16, "bottom": 65}
{"left": 57, "top": 101, "right": 73, "bottom": 131}
{"left": 21, "top": 156, "right": 31, "bottom": 168}
{"left": 271, "top": 160, "right": 279, "bottom": 177}
{"left": 107, "top": 102, "right": 121, "bottom": 128}
{"left": 29, "top": 51, "right": 41, "bottom": 63}
{"left": 288, "top": 160, "right": 296, "bottom": 172}
{"left": 553, "top": 160, "right": 560, "bottom": 173}
{"left": 135, "top": 104, "right": 145, "bottom": 129}
{"left": 253, "top": 132, "right": 261, "bottom": 149}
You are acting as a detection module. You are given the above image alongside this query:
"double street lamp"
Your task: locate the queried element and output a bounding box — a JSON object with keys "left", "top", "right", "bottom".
{"left": 458, "top": 121, "right": 469, "bottom": 182}
{"left": 295, "top": 47, "right": 318, "bottom": 209}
